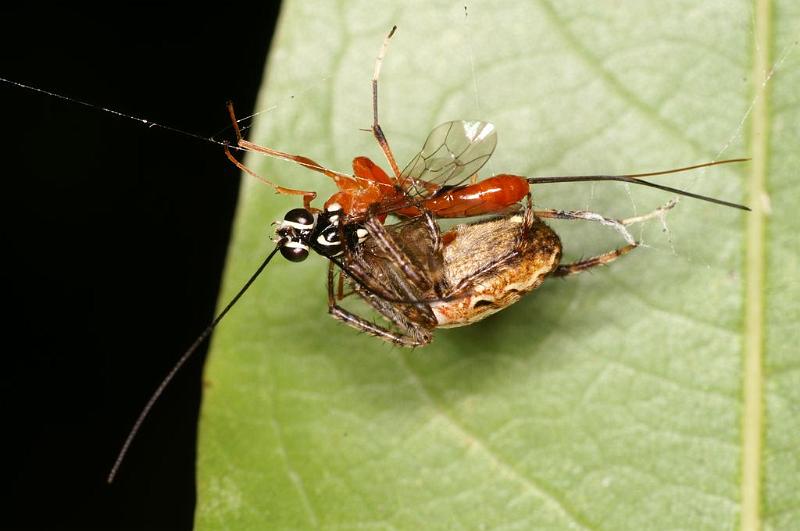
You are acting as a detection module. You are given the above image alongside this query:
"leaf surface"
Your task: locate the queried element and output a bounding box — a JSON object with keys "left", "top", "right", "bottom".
{"left": 197, "top": 2, "right": 799, "bottom": 529}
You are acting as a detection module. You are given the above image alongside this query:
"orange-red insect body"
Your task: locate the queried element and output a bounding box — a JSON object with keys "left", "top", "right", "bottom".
{"left": 414, "top": 174, "right": 529, "bottom": 218}
{"left": 323, "top": 157, "right": 397, "bottom": 220}
{"left": 322, "top": 156, "right": 529, "bottom": 220}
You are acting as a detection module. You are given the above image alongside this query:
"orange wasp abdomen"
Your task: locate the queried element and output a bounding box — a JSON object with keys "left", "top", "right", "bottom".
{"left": 425, "top": 175, "right": 529, "bottom": 218}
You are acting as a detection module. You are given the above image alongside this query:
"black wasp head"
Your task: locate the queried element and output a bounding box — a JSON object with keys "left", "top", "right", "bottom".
{"left": 275, "top": 203, "right": 367, "bottom": 262}
{"left": 276, "top": 208, "right": 315, "bottom": 262}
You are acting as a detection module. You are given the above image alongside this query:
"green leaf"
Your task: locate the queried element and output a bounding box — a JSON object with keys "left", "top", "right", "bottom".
{"left": 196, "top": 2, "right": 798, "bottom": 529}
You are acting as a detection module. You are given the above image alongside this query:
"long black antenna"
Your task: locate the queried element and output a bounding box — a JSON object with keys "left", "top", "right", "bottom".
{"left": 527, "top": 158, "right": 751, "bottom": 211}
{"left": 107, "top": 245, "right": 282, "bottom": 484}
{"left": 0, "top": 76, "right": 231, "bottom": 148}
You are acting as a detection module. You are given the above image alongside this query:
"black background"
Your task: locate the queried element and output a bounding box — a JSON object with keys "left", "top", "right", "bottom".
{"left": 1, "top": 5, "right": 279, "bottom": 529}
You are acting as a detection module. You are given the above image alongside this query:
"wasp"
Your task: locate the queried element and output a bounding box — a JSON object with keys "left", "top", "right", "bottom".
{"left": 106, "top": 26, "right": 749, "bottom": 481}
{"left": 218, "top": 26, "right": 747, "bottom": 344}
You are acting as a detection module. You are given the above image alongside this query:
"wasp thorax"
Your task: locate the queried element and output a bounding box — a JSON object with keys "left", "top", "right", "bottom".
{"left": 312, "top": 203, "right": 346, "bottom": 258}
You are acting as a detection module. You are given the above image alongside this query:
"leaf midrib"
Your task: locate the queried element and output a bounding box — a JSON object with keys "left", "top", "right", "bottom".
{"left": 741, "top": 0, "right": 770, "bottom": 529}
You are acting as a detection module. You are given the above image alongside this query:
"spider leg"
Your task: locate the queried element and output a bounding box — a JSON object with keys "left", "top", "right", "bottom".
{"left": 552, "top": 243, "right": 637, "bottom": 277}
{"left": 327, "top": 262, "right": 432, "bottom": 346}
{"left": 534, "top": 199, "right": 677, "bottom": 245}
{"left": 360, "top": 213, "right": 436, "bottom": 295}
{"left": 416, "top": 209, "right": 449, "bottom": 297}
{"left": 336, "top": 267, "right": 347, "bottom": 300}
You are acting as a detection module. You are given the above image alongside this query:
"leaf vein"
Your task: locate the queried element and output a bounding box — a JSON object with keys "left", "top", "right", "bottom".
{"left": 392, "top": 350, "right": 593, "bottom": 531}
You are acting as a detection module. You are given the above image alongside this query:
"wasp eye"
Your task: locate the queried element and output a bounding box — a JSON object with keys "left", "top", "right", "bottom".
{"left": 279, "top": 239, "right": 310, "bottom": 262}
{"left": 283, "top": 208, "right": 314, "bottom": 228}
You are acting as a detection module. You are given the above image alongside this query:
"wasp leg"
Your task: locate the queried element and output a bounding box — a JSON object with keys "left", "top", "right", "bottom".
{"left": 226, "top": 102, "right": 354, "bottom": 191}
{"left": 370, "top": 26, "right": 402, "bottom": 180}
{"left": 224, "top": 145, "right": 318, "bottom": 210}
{"left": 534, "top": 199, "right": 677, "bottom": 245}
{"left": 327, "top": 262, "right": 432, "bottom": 346}
{"left": 553, "top": 244, "right": 637, "bottom": 277}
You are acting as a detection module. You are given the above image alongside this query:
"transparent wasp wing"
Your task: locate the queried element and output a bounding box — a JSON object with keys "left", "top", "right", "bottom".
{"left": 399, "top": 120, "right": 497, "bottom": 198}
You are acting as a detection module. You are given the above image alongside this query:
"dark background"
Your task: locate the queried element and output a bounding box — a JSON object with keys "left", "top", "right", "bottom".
{"left": 1, "top": 6, "right": 280, "bottom": 529}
